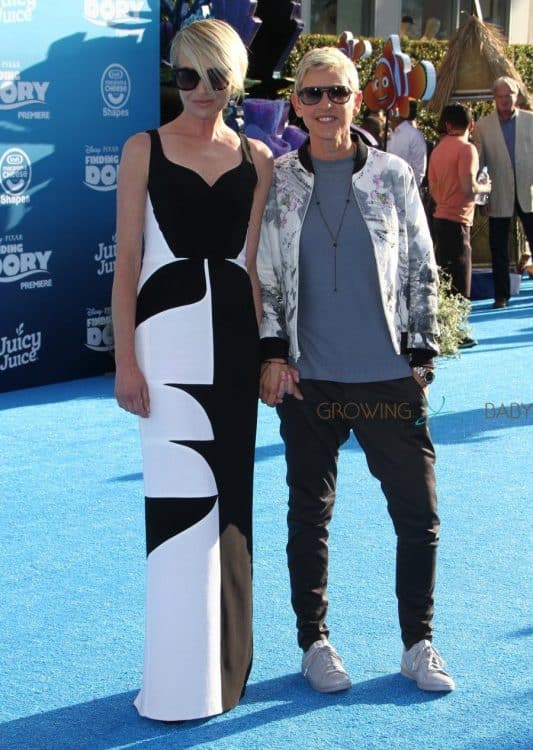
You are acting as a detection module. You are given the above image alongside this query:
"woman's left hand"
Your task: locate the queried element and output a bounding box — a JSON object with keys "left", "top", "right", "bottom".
{"left": 260, "top": 361, "right": 303, "bottom": 405}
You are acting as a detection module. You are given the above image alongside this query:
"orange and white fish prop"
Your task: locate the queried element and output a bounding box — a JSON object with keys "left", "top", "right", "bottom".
{"left": 363, "top": 34, "right": 435, "bottom": 117}
{"left": 336, "top": 31, "right": 372, "bottom": 65}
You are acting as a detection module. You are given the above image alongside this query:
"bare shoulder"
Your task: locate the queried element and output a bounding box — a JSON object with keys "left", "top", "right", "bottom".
{"left": 247, "top": 137, "right": 274, "bottom": 164}
{"left": 119, "top": 132, "right": 151, "bottom": 183}
{"left": 118, "top": 133, "right": 151, "bottom": 192}
{"left": 121, "top": 131, "right": 151, "bottom": 161}
{"left": 247, "top": 137, "right": 274, "bottom": 177}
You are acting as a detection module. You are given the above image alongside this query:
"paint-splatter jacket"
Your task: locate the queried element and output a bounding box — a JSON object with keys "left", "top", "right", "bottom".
{"left": 257, "top": 137, "right": 439, "bottom": 364}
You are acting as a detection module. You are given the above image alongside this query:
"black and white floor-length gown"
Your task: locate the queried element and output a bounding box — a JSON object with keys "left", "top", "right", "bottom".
{"left": 133, "top": 130, "right": 259, "bottom": 721}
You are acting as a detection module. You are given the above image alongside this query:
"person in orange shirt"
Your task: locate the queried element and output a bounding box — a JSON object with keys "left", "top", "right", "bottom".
{"left": 428, "top": 104, "right": 491, "bottom": 347}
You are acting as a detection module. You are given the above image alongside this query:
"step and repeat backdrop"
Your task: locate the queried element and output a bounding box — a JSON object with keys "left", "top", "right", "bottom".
{"left": 0, "top": 0, "right": 160, "bottom": 392}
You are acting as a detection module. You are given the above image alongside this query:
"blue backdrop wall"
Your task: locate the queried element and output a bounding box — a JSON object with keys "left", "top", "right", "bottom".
{"left": 0, "top": 0, "right": 160, "bottom": 392}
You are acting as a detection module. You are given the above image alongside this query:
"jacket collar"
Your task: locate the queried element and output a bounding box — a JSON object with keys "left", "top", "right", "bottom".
{"left": 297, "top": 132, "right": 368, "bottom": 174}
{"left": 497, "top": 108, "right": 519, "bottom": 123}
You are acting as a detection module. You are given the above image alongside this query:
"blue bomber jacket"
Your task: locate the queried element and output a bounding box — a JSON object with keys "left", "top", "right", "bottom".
{"left": 257, "top": 137, "right": 440, "bottom": 365}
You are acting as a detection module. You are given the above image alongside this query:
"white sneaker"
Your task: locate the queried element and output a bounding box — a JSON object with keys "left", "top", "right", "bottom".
{"left": 401, "top": 640, "right": 455, "bottom": 691}
{"left": 301, "top": 640, "right": 352, "bottom": 693}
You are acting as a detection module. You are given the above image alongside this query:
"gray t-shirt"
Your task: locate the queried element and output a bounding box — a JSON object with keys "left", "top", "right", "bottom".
{"left": 296, "top": 154, "right": 411, "bottom": 383}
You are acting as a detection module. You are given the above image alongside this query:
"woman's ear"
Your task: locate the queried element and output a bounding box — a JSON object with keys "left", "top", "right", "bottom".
{"left": 291, "top": 91, "right": 303, "bottom": 120}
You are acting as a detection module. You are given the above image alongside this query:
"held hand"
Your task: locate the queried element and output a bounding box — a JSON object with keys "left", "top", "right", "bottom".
{"left": 260, "top": 362, "right": 303, "bottom": 406}
{"left": 412, "top": 371, "right": 429, "bottom": 393}
{"left": 260, "top": 361, "right": 288, "bottom": 406}
{"left": 481, "top": 178, "right": 492, "bottom": 198}
{"left": 284, "top": 366, "right": 303, "bottom": 401}
{"left": 115, "top": 363, "right": 150, "bottom": 417}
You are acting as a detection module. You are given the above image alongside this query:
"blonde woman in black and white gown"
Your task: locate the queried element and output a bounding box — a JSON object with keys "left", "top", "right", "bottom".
{"left": 112, "top": 19, "right": 272, "bottom": 722}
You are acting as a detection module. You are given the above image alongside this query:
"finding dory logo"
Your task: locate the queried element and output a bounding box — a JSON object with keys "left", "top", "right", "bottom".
{"left": 363, "top": 35, "right": 436, "bottom": 117}
{"left": 84, "top": 1, "right": 151, "bottom": 43}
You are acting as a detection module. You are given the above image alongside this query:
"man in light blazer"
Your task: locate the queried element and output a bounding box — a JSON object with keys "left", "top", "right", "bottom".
{"left": 472, "top": 77, "right": 533, "bottom": 308}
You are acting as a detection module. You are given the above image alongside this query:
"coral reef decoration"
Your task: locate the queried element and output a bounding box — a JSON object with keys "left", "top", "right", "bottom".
{"left": 247, "top": 0, "right": 304, "bottom": 98}
{"left": 161, "top": 2, "right": 304, "bottom": 100}
{"left": 243, "top": 98, "right": 307, "bottom": 157}
{"left": 160, "top": 1, "right": 262, "bottom": 63}
{"left": 210, "top": 0, "right": 262, "bottom": 46}
{"left": 336, "top": 31, "right": 372, "bottom": 66}
{"left": 363, "top": 35, "right": 436, "bottom": 117}
{"left": 180, "top": 0, "right": 211, "bottom": 29}
{"left": 273, "top": 1, "right": 304, "bottom": 76}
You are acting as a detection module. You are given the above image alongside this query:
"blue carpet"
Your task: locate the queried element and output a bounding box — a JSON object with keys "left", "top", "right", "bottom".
{"left": 1, "top": 281, "right": 532, "bottom": 750}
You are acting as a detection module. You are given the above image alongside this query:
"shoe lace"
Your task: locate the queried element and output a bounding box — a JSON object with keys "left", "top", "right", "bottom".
{"left": 304, "top": 644, "right": 345, "bottom": 677}
{"left": 413, "top": 642, "right": 446, "bottom": 673}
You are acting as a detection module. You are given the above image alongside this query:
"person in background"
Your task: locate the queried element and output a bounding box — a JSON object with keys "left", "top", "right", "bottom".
{"left": 400, "top": 15, "right": 415, "bottom": 37}
{"left": 428, "top": 103, "right": 491, "bottom": 348}
{"left": 420, "top": 17, "right": 441, "bottom": 41}
{"left": 387, "top": 100, "right": 427, "bottom": 189}
{"left": 352, "top": 113, "right": 386, "bottom": 149}
{"left": 112, "top": 19, "right": 272, "bottom": 722}
{"left": 472, "top": 76, "right": 533, "bottom": 308}
{"left": 257, "top": 46, "right": 455, "bottom": 697}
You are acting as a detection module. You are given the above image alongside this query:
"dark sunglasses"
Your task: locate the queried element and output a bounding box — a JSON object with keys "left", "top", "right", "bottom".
{"left": 297, "top": 85, "right": 353, "bottom": 105}
{"left": 173, "top": 66, "right": 229, "bottom": 92}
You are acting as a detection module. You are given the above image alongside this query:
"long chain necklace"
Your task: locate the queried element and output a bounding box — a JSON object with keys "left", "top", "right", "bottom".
{"left": 313, "top": 177, "right": 353, "bottom": 292}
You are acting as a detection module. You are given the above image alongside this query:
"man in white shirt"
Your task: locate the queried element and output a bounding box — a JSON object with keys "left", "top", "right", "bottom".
{"left": 387, "top": 100, "right": 427, "bottom": 189}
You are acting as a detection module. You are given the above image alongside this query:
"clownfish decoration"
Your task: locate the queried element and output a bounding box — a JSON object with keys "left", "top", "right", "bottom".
{"left": 363, "top": 34, "right": 436, "bottom": 117}
{"left": 336, "top": 31, "right": 372, "bottom": 64}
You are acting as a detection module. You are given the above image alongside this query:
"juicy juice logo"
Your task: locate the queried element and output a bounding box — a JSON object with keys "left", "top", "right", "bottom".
{"left": 94, "top": 233, "right": 116, "bottom": 276}
{"left": 0, "top": 322, "right": 42, "bottom": 371}
{"left": 0, "top": 0, "right": 37, "bottom": 24}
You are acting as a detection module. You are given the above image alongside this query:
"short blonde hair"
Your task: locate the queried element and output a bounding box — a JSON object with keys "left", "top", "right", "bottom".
{"left": 294, "top": 47, "right": 359, "bottom": 93}
{"left": 170, "top": 19, "right": 248, "bottom": 97}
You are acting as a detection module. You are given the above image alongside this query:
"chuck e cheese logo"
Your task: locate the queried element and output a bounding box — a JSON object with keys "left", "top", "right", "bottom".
{"left": 363, "top": 34, "right": 436, "bottom": 116}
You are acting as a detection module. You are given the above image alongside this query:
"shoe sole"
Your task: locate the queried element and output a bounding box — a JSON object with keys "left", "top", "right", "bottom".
{"left": 304, "top": 678, "right": 352, "bottom": 693}
{"left": 400, "top": 666, "right": 455, "bottom": 692}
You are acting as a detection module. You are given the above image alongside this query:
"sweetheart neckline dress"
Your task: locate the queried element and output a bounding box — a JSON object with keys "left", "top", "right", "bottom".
{"left": 133, "top": 129, "right": 259, "bottom": 721}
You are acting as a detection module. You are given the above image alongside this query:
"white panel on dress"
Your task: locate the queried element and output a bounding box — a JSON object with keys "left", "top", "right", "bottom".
{"left": 142, "top": 440, "right": 217, "bottom": 498}
{"left": 140, "top": 384, "right": 214, "bottom": 444}
{"left": 227, "top": 240, "right": 247, "bottom": 270}
{"left": 136, "top": 260, "right": 213, "bottom": 385}
{"left": 138, "top": 195, "right": 180, "bottom": 288}
{"left": 134, "top": 500, "right": 222, "bottom": 721}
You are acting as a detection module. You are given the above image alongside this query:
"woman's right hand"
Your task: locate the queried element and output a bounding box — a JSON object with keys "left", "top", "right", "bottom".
{"left": 115, "top": 362, "right": 150, "bottom": 417}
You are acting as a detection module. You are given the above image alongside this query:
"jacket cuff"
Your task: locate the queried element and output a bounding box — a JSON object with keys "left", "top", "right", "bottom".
{"left": 260, "top": 337, "right": 289, "bottom": 361}
{"left": 409, "top": 349, "right": 436, "bottom": 367}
